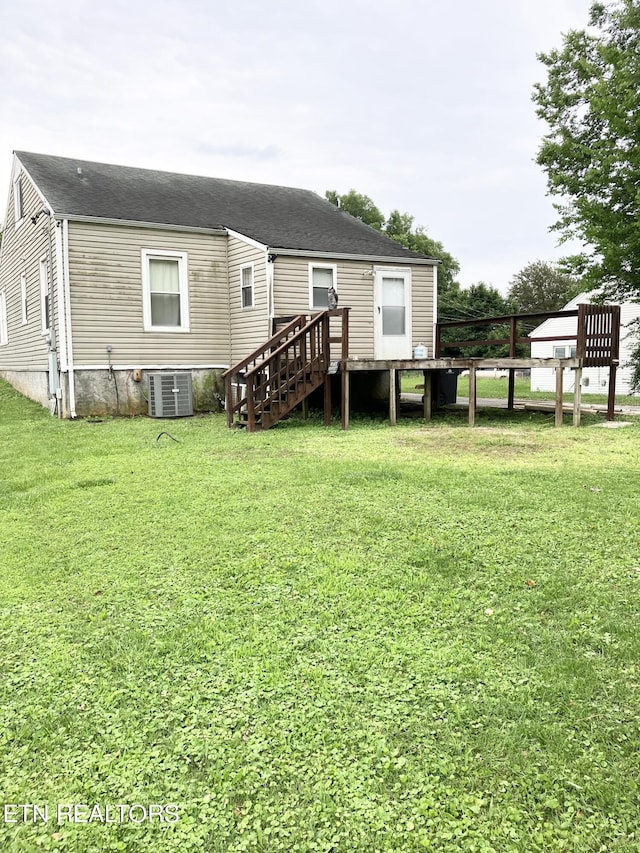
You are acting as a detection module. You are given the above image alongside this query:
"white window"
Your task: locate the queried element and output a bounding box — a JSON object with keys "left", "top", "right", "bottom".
{"left": 241, "top": 264, "right": 254, "bottom": 308}
{"left": 0, "top": 292, "right": 7, "bottom": 346}
{"left": 13, "top": 176, "right": 23, "bottom": 225}
{"left": 553, "top": 346, "right": 577, "bottom": 358}
{"left": 309, "top": 263, "right": 337, "bottom": 309}
{"left": 39, "top": 257, "right": 50, "bottom": 335}
{"left": 142, "top": 250, "right": 189, "bottom": 332}
{"left": 20, "top": 273, "right": 27, "bottom": 324}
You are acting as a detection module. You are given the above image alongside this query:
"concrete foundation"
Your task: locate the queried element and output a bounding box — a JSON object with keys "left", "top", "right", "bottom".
{"left": 73, "top": 368, "right": 226, "bottom": 417}
{"left": 1, "top": 367, "right": 226, "bottom": 418}
{"left": 0, "top": 370, "right": 50, "bottom": 408}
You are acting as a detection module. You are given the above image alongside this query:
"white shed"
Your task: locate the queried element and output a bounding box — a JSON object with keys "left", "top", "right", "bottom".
{"left": 529, "top": 293, "right": 640, "bottom": 396}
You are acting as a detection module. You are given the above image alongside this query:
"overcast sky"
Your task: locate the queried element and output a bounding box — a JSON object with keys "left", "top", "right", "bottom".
{"left": 1, "top": 0, "right": 594, "bottom": 293}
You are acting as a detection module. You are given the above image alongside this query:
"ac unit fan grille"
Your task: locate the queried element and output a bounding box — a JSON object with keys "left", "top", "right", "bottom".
{"left": 148, "top": 373, "right": 193, "bottom": 418}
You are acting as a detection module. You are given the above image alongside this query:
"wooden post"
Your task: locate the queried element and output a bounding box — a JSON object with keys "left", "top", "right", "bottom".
{"left": 341, "top": 308, "right": 350, "bottom": 360}
{"left": 573, "top": 366, "right": 582, "bottom": 427}
{"left": 507, "top": 370, "right": 515, "bottom": 410}
{"left": 323, "top": 375, "right": 332, "bottom": 425}
{"left": 468, "top": 363, "right": 476, "bottom": 427}
{"left": 225, "top": 374, "right": 233, "bottom": 427}
{"left": 423, "top": 370, "right": 432, "bottom": 421}
{"left": 507, "top": 316, "right": 517, "bottom": 411}
{"left": 341, "top": 367, "right": 349, "bottom": 430}
{"left": 509, "top": 316, "right": 517, "bottom": 357}
{"left": 607, "top": 363, "right": 617, "bottom": 421}
{"left": 389, "top": 369, "right": 397, "bottom": 425}
{"left": 301, "top": 397, "right": 309, "bottom": 420}
{"left": 323, "top": 312, "right": 331, "bottom": 425}
{"left": 247, "top": 374, "right": 256, "bottom": 432}
{"left": 555, "top": 365, "right": 564, "bottom": 428}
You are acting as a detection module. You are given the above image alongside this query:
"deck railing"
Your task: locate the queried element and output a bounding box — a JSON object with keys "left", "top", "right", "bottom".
{"left": 435, "top": 305, "right": 621, "bottom": 362}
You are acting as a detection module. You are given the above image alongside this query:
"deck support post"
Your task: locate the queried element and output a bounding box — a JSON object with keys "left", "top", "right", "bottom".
{"left": 389, "top": 369, "right": 397, "bottom": 425}
{"left": 341, "top": 367, "right": 349, "bottom": 430}
{"left": 507, "top": 316, "right": 517, "bottom": 411}
{"left": 507, "top": 369, "right": 515, "bottom": 410}
{"left": 468, "top": 363, "right": 476, "bottom": 426}
{"left": 573, "top": 366, "right": 582, "bottom": 427}
{"left": 323, "top": 375, "right": 332, "bottom": 426}
{"left": 607, "top": 363, "right": 617, "bottom": 421}
{"left": 423, "top": 370, "right": 432, "bottom": 421}
{"left": 555, "top": 366, "right": 564, "bottom": 427}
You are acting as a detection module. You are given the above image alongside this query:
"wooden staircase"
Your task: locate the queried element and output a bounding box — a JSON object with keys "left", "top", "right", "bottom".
{"left": 223, "top": 308, "right": 349, "bottom": 431}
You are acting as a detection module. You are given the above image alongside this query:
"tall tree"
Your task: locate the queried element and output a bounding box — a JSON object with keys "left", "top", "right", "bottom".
{"left": 439, "top": 282, "right": 512, "bottom": 357}
{"left": 325, "top": 189, "right": 385, "bottom": 231}
{"left": 325, "top": 187, "right": 517, "bottom": 356}
{"left": 383, "top": 209, "right": 461, "bottom": 298}
{"left": 507, "top": 261, "right": 581, "bottom": 315}
{"left": 325, "top": 190, "right": 461, "bottom": 302}
{"left": 533, "top": 0, "right": 640, "bottom": 301}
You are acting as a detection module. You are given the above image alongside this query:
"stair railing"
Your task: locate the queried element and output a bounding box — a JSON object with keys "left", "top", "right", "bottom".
{"left": 224, "top": 308, "right": 349, "bottom": 430}
{"left": 243, "top": 311, "right": 329, "bottom": 430}
{"left": 223, "top": 315, "right": 307, "bottom": 427}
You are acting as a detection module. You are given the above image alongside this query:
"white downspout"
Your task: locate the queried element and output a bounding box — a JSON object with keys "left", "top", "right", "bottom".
{"left": 62, "top": 219, "right": 76, "bottom": 417}
{"left": 52, "top": 219, "right": 67, "bottom": 418}
{"left": 54, "top": 222, "right": 68, "bottom": 369}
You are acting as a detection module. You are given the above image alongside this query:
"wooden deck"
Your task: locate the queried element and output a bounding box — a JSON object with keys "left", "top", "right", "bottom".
{"left": 341, "top": 357, "right": 586, "bottom": 428}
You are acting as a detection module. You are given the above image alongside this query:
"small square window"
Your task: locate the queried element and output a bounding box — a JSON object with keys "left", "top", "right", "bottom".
{"left": 553, "top": 346, "right": 566, "bottom": 358}
{"left": 241, "top": 264, "right": 254, "bottom": 308}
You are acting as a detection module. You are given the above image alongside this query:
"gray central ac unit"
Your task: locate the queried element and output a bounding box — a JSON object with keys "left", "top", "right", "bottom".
{"left": 148, "top": 372, "right": 193, "bottom": 418}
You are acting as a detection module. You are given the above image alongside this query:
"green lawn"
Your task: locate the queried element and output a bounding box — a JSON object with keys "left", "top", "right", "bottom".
{"left": 1, "top": 380, "right": 639, "bottom": 852}
{"left": 400, "top": 372, "right": 640, "bottom": 407}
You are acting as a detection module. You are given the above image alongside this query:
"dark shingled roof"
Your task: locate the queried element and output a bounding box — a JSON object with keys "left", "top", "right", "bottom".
{"left": 16, "top": 151, "right": 435, "bottom": 261}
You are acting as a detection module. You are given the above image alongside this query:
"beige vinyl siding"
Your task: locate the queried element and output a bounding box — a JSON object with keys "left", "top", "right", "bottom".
{"left": 0, "top": 166, "right": 54, "bottom": 371}
{"left": 409, "top": 264, "right": 436, "bottom": 356}
{"left": 273, "top": 255, "right": 435, "bottom": 359}
{"left": 67, "top": 223, "right": 230, "bottom": 366}
{"left": 228, "top": 236, "right": 269, "bottom": 363}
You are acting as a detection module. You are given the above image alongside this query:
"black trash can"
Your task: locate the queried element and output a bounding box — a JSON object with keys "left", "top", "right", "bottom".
{"left": 433, "top": 368, "right": 461, "bottom": 406}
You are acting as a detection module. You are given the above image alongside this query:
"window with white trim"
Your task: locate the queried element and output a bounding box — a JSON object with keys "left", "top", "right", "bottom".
{"left": 553, "top": 346, "right": 577, "bottom": 358}
{"left": 241, "top": 264, "right": 254, "bottom": 308}
{"left": 13, "top": 176, "right": 23, "bottom": 225}
{"left": 39, "top": 257, "right": 50, "bottom": 335}
{"left": 20, "top": 273, "right": 27, "bottom": 324}
{"left": 142, "top": 250, "right": 189, "bottom": 332}
{"left": 309, "top": 263, "right": 337, "bottom": 309}
{"left": 0, "top": 292, "right": 7, "bottom": 346}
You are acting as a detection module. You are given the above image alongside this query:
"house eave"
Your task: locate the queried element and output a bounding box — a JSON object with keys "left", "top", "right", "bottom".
{"left": 268, "top": 247, "right": 439, "bottom": 265}
{"left": 60, "top": 214, "right": 227, "bottom": 235}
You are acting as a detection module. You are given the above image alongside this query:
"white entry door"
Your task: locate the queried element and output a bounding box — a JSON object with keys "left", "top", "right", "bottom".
{"left": 374, "top": 269, "right": 412, "bottom": 359}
